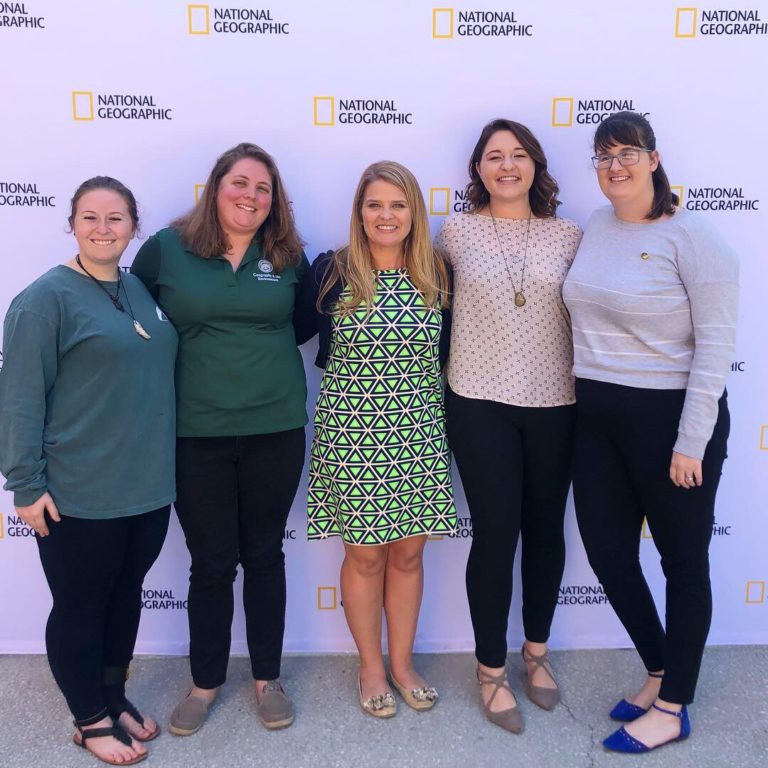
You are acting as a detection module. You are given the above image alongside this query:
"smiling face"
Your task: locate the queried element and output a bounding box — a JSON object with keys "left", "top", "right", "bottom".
{"left": 216, "top": 158, "right": 273, "bottom": 238}
{"left": 476, "top": 130, "right": 536, "bottom": 210}
{"left": 72, "top": 188, "right": 135, "bottom": 270}
{"left": 595, "top": 142, "right": 659, "bottom": 208}
{"left": 361, "top": 178, "right": 412, "bottom": 258}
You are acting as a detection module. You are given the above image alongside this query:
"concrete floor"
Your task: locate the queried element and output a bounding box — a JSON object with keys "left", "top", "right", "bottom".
{"left": 0, "top": 647, "right": 766, "bottom": 768}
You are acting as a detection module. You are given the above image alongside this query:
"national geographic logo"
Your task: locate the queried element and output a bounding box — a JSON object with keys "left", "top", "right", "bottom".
{"left": 2, "top": 514, "right": 37, "bottom": 538}
{"left": 141, "top": 588, "right": 188, "bottom": 610}
{"left": 71, "top": 92, "right": 173, "bottom": 121}
{"left": 0, "top": 181, "right": 55, "bottom": 208}
{"left": 429, "top": 187, "right": 472, "bottom": 215}
{"left": 551, "top": 98, "right": 649, "bottom": 128}
{"left": 0, "top": 2, "right": 45, "bottom": 28}
{"left": 673, "top": 185, "right": 759, "bottom": 212}
{"left": 317, "top": 586, "right": 338, "bottom": 610}
{"left": 675, "top": 7, "right": 766, "bottom": 37}
{"left": 448, "top": 516, "right": 473, "bottom": 539}
{"left": 187, "top": 4, "right": 289, "bottom": 35}
{"left": 558, "top": 584, "right": 609, "bottom": 606}
{"left": 312, "top": 97, "right": 413, "bottom": 127}
{"left": 759, "top": 425, "right": 768, "bottom": 451}
{"left": 432, "top": 8, "right": 532, "bottom": 37}
{"left": 745, "top": 580, "right": 766, "bottom": 604}
{"left": 711, "top": 517, "right": 732, "bottom": 537}
{"left": 643, "top": 516, "right": 732, "bottom": 537}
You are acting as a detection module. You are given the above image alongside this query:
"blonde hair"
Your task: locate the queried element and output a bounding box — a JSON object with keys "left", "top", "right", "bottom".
{"left": 318, "top": 161, "right": 450, "bottom": 315}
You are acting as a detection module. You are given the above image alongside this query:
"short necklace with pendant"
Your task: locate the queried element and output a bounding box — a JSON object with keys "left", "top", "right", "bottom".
{"left": 75, "top": 255, "right": 151, "bottom": 339}
{"left": 489, "top": 206, "right": 531, "bottom": 308}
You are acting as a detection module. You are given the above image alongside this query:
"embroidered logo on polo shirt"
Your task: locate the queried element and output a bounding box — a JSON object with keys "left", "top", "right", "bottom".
{"left": 253, "top": 259, "right": 280, "bottom": 282}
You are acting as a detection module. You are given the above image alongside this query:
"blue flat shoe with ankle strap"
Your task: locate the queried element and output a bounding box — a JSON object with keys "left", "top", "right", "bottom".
{"left": 603, "top": 703, "right": 691, "bottom": 753}
{"left": 609, "top": 671, "right": 664, "bottom": 722}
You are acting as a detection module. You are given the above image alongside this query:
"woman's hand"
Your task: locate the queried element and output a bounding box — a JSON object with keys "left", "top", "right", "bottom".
{"left": 669, "top": 452, "right": 702, "bottom": 489}
{"left": 15, "top": 493, "right": 60, "bottom": 536}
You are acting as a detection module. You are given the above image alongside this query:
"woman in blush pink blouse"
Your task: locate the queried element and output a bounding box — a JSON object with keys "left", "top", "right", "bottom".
{"left": 435, "top": 118, "right": 581, "bottom": 734}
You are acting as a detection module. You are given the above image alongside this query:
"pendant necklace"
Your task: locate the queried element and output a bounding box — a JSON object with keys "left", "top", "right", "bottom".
{"left": 75, "top": 255, "right": 151, "bottom": 339}
{"left": 489, "top": 206, "right": 531, "bottom": 308}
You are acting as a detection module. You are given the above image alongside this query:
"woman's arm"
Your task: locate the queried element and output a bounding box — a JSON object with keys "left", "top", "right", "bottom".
{"left": 671, "top": 217, "right": 739, "bottom": 485}
{"left": 293, "top": 250, "right": 334, "bottom": 346}
{"left": 130, "top": 233, "right": 163, "bottom": 299}
{"left": 0, "top": 307, "right": 61, "bottom": 531}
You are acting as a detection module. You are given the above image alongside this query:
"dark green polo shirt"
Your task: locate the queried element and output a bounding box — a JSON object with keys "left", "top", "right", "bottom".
{"left": 131, "top": 228, "right": 309, "bottom": 437}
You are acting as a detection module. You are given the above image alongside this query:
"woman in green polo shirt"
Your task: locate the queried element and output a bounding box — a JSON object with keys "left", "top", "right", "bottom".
{"left": 132, "top": 143, "right": 309, "bottom": 735}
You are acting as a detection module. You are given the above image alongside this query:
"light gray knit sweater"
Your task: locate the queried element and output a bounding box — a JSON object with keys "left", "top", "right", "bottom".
{"left": 563, "top": 206, "right": 739, "bottom": 459}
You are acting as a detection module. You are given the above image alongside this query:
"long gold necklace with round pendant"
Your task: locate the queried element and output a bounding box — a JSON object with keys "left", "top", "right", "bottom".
{"left": 489, "top": 206, "right": 531, "bottom": 308}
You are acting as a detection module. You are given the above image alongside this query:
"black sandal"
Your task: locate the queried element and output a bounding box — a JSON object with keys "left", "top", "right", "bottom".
{"left": 73, "top": 720, "right": 147, "bottom": 766}
{"left": 109, "top": 699, "right": 160, "bottom": 742}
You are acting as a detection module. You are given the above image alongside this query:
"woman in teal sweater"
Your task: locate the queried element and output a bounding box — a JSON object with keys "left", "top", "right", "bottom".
{"left": 0, "top": 177, "right": 178, "bottom": 766}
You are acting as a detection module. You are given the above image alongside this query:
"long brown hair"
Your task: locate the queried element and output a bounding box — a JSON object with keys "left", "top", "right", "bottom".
{"left": 172, "top": 142, "right": 303, "bottom": 270}
{"left": 318, "top": 161, "right": 450, "bottom": 314}
{"left": 465, "top": 118, "right": 561, "bottom": 218}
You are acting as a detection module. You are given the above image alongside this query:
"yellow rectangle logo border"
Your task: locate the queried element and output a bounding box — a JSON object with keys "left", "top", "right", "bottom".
{"left": 72, "top": 91, "right": 94, "bottom": 121}
{"left": 429, "top": 187, "right": 451, "bottom": 216}
{"left": 745, "top": 580, "right": 765, "bottom": 604}
{"left": 317, "top": 586, "right": 338, "bottom": 610}
{"left": 432, "top": 8, "right": 454, "bottom": 38}
{"left": 675, "top": 7, "right": 698, "bottom": 38}
{"left": 313, "top": 96, "right": 335, "bottom": 127}
{"left": 188, "top": 4, "right": 210, "bottom": 35}
{"left": 551, "top": 97, "right": 574, "bottom": 128}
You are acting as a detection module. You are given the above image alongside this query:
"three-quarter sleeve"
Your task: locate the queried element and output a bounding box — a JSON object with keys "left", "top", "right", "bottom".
{"left": 0, "top": 308, "right": 59, "bottom": 507}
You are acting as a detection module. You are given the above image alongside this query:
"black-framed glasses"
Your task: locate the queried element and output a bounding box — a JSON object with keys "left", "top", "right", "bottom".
{"left": 591, "top": 148, "right": 652, "bottom": 170}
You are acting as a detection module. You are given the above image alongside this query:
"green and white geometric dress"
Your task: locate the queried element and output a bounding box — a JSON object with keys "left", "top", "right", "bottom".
{"left": 307, "top": 269, "right": 457, "bottom": 545}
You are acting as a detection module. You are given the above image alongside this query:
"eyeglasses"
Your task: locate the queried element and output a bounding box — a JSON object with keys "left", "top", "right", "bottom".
{"left": 591, "top": 148, "right": 652, "bottom": 170}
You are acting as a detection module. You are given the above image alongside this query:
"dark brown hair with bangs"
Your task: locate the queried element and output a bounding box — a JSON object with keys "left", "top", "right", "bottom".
{"left": 465, "top": 118, "right": 561, "bottom": 218}
{"left": 172, "top": 142, "right": 303, "bottom": 270}
{"left": 594, "top": 111, "right": 678, "bottom": 220}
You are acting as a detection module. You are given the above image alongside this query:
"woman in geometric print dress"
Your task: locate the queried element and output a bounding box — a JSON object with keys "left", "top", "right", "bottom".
{"left": 296, "top": 160, "right": 456, "bottom": 717}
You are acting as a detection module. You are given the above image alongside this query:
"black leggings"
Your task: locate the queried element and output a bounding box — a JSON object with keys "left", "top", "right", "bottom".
{"left": 35, "top": 506, "right": 170, "bottom": 723}
{"left": 445, "top": 387, "right": 575, "bottom": 668}
{"left": 175, "top": 429, "right": 305, "bottom": 688}
{"left": 573, "top": 379, "right": 729, "bottom": 705}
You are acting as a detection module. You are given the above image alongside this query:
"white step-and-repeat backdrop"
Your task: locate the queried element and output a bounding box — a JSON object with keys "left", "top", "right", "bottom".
{"left": 1, "top": 1, "right": 766, "bottom": 654}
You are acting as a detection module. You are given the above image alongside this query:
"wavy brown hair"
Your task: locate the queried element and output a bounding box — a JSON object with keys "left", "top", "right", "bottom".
{"left": 465, "top": 118, "right": 561, "bottom": 218}
{"left": 594, "top": 111, "right": 678, "bottom": 220}
{"left": 318, "top": 161, "right": 450, "bottom": 315}
{"left": 172, "top": 142, "right": 303, "bottom": 270}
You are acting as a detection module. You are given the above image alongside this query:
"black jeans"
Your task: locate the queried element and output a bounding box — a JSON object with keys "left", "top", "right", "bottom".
{"left": 573, "top": 379, "right": 729, "bottom": 704}
{"left": 175, "top": 428, "right": 305, "bottom": 688}
{"left": 445, "top": 387, "right": 575, "bottom": 668}
{"left": 35, "top": 506, "right": 170, "bottom": 723}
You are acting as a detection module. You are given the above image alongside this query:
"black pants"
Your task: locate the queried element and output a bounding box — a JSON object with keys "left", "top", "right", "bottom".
{"left": 573, "top": 379, "right": 729, "bottom": 705}
{"left": 445, "top": 387, "right": 575, "bottom": 668}
{"left": 175, "top": 429, "right": 305, "bottom": 688}
{"left": 35, "top": 506, "right": 170, "bottom": 722}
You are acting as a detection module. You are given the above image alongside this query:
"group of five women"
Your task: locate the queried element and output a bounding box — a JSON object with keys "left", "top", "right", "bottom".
{"left": 0, "top": 111, "right": 738, "bottom": 765}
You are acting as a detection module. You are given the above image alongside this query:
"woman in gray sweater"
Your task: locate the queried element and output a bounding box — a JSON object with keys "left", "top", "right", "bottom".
{"left": 563, "top": 112, "right": 738, "bottom": 754}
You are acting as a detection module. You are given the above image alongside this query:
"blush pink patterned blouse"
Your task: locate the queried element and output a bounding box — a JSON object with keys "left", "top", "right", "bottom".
{"left": 435, "top": 213, "right": 582, "bottom": 407}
